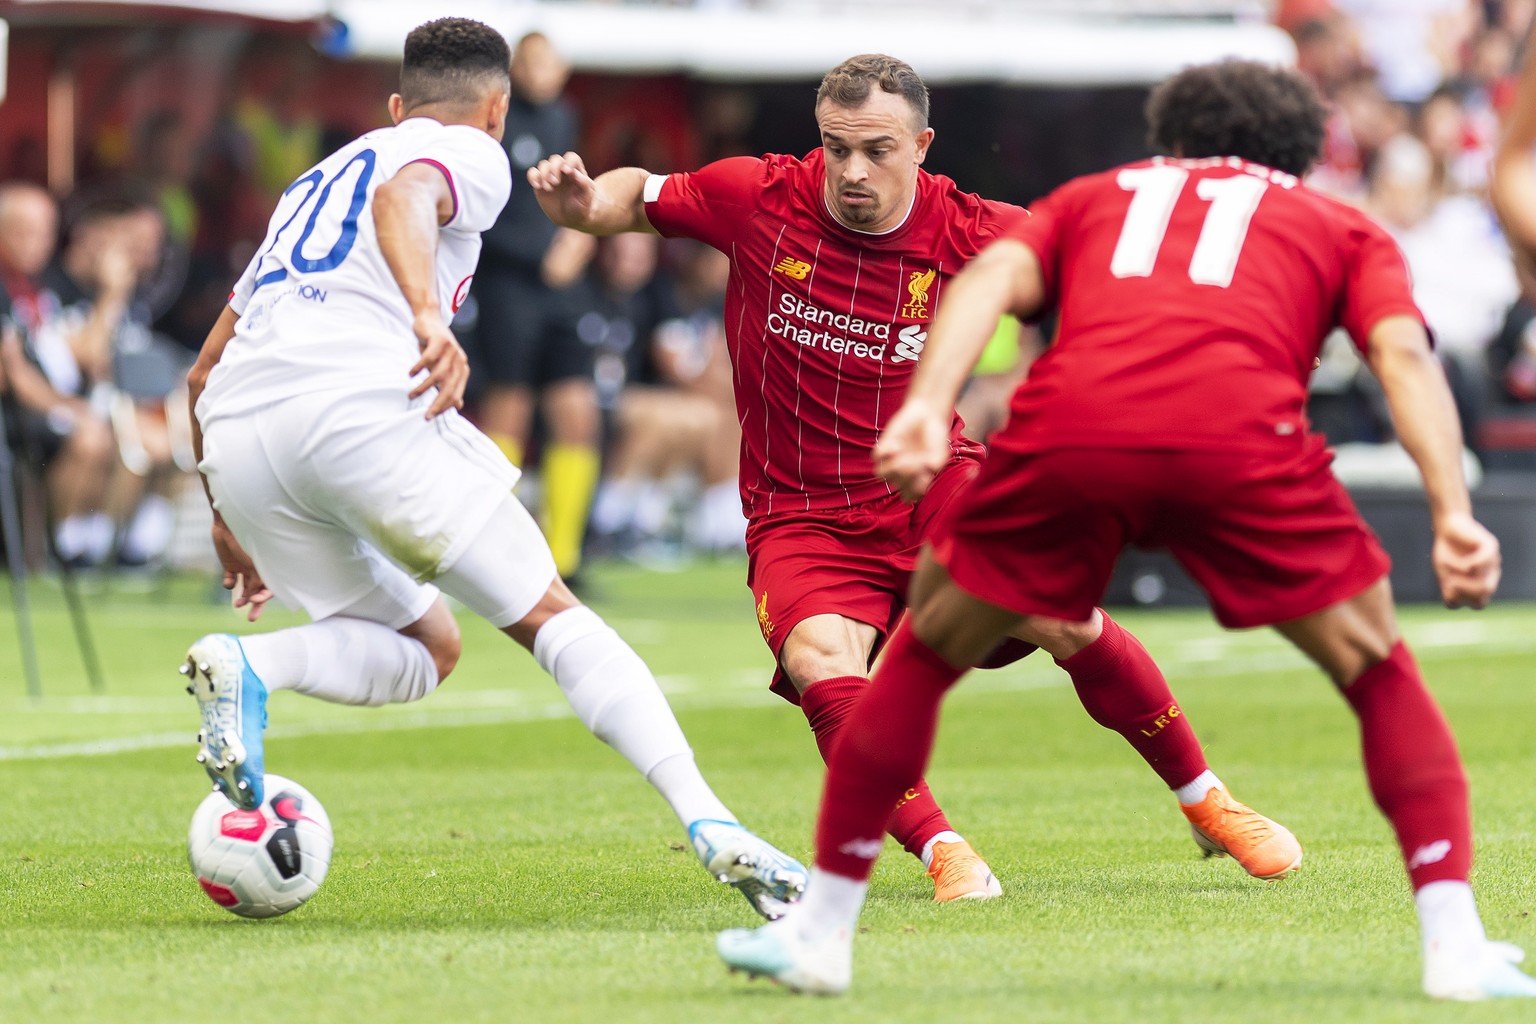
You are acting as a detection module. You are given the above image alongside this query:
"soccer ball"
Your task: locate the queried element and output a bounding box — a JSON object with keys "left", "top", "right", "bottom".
{"left": 187, "top": 773, "right": 333, "bottom": 918}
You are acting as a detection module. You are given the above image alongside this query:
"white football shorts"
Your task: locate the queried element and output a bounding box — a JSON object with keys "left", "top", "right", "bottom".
{"left": 200, "top": 389, "right": 555, "bottom": 629}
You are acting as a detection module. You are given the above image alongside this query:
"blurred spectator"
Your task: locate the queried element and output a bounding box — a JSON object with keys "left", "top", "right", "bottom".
{"left": 587, "top": 238, "right": 744, "bottom": 557}
{"left": 1333, "top": 0, "right": 1479, "bottom": 104}
{"left": 131, "top": 111, "right": 198, "bottom": 324}
{"left": 36, "top": 184, "right": 192, "bottom": 567}
{"left": 231, "top": 37, "right": 323, "bottom": 198}
{"left": 1488, "top": 262, "right": 1536, "bottom": 403}
{"left": 659, "top": 242, "right": 745, "bottom": 553}
{"left": 1368, "top": 134, "right": 1518, "bottom": 450}
{"left": 1493, "top": 16, "right": 1536, "bottom": 268}
{"left": 0, "top": 182, "right": 116, "bottom": 566}
{"left": 1311, "top": 70, "right": 1407, "bottom": 199}
{"left": 469, "top": 31, "right": 601, "bottom": 581}
{"left": 1417, "top": 85, "right": 1482, "bottom": 194}
{"left": 1293, "top": 11, "right": 1365, "bottom": 98}
{"left": 1293, "top": 13, "right": 1369, "bottom": 198}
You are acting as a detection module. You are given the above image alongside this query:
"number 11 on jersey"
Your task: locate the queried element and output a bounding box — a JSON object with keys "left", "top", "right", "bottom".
{"left": 1109, "top": 164, "right": 1269, "bottom": 288}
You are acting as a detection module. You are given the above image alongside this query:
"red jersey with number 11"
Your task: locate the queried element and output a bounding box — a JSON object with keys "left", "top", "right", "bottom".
{"left": 1002, "top": 156, "right": 1425, "bottom": 453}
{"left": 644, "top": 150, "right": 1024, "bottom": 518}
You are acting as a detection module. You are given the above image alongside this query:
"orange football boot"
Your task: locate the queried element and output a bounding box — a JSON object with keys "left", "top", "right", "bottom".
{"left": 926, "top": 839, "right": 1003, "bottom": 901}
{"left": 1181, "top": 786, "right": 1303, "bottom": 880}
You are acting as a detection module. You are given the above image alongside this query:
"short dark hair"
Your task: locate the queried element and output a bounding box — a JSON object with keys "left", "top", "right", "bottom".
{"left": 64, "top": 179, "right": 159, "bottom": 234}
{"left": 816, "top": 54, "right": 929, "bottom": 129}
{"left": 400, "top": 18, "right": 511, "bottom": 109}
{"left": 1146, "top": 60, "right": 1327, "bottom": 178}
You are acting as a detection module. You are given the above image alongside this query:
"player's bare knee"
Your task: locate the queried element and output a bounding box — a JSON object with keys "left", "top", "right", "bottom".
{"left": 402, "top": 599, "right": 462, "bottom": 683}
{"left": 429, "top": 626, "right": 462, "bottom": 682}
{"left": 505, "top": 576, "right": 581, "bottom": 652}
{"left": 779, "top": 619, "right": 870, "bottom": 690}
{"left": 780, "top": 644, "right": 855, "bottom": 692}
{"left": 1329, "top": 629, "right": 1399, "bottom": 687}
{"left": 1015, "top": 612, "right": 1099, "bottom": 661}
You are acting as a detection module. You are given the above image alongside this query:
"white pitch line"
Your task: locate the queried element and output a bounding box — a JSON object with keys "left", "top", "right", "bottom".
{"left": 2, "top": 625, "right": 1532, "bottom": 762}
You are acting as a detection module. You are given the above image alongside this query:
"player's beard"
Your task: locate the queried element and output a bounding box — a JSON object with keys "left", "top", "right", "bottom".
{"left": 832, "top": 188, "right": 879, "bottom": 226}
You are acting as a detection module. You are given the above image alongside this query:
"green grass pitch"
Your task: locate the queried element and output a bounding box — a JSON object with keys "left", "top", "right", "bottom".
{"left": 1, "top": 562, "right": 1533, "bottom": 1023}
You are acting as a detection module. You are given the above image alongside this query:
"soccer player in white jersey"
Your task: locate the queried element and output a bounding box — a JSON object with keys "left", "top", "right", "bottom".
{"left": 180, "top": 18, "right": 805, "bottom": 919}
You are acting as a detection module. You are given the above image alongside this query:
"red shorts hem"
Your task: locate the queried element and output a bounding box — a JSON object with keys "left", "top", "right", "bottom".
{"left": 1210, "top": 558, "right": 1391, "bottom": 629}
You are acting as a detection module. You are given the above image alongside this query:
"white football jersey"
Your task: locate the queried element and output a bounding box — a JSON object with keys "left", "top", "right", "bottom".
{"left": 199, "top": 117, "right": 511, "bottom": 426}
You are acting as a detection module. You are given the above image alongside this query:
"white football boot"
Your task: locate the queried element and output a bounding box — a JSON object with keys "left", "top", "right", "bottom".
{"left": 717, "top": 912, "right": 852, "bottom": 995}
{"left": 1424, "top": 939, "right": 1536, "bottom": 1000}
{"left": 688, "top": 819, "right": 807, "bottom": 920}
{"left": 182, "top": 634, "right": 268, "bottom": 809}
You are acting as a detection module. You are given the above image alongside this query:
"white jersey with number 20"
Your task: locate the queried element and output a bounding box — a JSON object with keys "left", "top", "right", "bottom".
{"left": 198, "top": 116, "right": 511, "bottom": 427}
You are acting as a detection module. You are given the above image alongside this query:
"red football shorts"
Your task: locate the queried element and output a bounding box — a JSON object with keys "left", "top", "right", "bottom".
{"left": 933, "top": 439, "right": 1391, "bottom": 629}
{"left": 748, "top": 454, "right": 1022, "bottom": 703}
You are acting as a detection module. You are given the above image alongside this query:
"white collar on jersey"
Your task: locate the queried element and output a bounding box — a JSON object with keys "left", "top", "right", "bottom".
{"left": 823, "top": 189, "right": 917, "bottom": 237}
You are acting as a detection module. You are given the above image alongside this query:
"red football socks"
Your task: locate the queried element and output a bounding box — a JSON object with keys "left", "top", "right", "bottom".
{"left": 1056, "top": 611, "right": 1209, "bottom": 789}
{"left": 801, "top": 675, "right": 952, "bottom": 857}
{"left": 1342, "top": 641, "right": 1471, "bottom": 889}
{"left": 814, "top": 623, "right": 966, "bottom": 880}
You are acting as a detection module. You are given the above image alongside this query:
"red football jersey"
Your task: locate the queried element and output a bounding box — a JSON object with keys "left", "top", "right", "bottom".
{"left": 645, "top": 150, "right": 1025, "bottom": 517}
{"left": 1003, "top": 156, "right": 1425, "bottom": 452}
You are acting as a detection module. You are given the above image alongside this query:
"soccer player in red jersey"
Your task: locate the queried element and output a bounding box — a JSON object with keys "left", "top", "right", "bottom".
{"left": 718, "top": 60, "right": 1536, "bottom": 1000}
{"left": 529, "top": 55, "right": 1300, "bottom": 901}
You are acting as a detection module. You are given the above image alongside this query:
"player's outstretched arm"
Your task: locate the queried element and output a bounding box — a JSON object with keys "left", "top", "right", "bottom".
{"left": 526, "top": 152, "right": 658, "bottom": 236}
{"left": 1366, "top": 314, "right": 1501, "bottom": 608}
{"left": 876, "top": 239, "right": 1044, "bottom": 501}
{"left": 374, "top": 162, "right": 468, "bottom": 420}
{"left": 902, "top": 238, "right": 1045, "bottom": 413}
{"left": 1492, "top": 24, "right": 1536, "bottom": 267}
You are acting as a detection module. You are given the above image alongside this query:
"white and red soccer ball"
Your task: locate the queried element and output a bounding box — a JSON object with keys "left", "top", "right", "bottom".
{"left": 188, "top": 773, "right": 333, "bottom": 918}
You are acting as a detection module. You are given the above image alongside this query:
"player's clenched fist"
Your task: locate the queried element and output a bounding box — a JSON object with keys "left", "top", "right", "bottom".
{"left": 1431, "top": 512, "right": 1502, "bottom": 609}
{"left": 875, "top": 400, "right": 951, "bottom": 503}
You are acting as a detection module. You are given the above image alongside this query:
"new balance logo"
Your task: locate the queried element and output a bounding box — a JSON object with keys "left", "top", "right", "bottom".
{"left": 1408, "top": 839, "right": 1452, "bottom": 870}
{"left": 837, "top": 837, "right": 884, "bottom": 861}
{"left": 774, "top": 257, "right": 812, "bottom": 280}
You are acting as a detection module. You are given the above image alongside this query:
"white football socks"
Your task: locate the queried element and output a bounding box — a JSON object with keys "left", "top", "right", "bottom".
{"left": 238, "top": 617, "right": 439, "bottom": 706}
{"left": 919, "top": 830, "right": 964, "bottom": 869}
{"left": 533, "top": 605, "right": 733, "bottom": 826}
{"left": 1417, "top": 880, "right": 1487, "bottom": 955}
{"left": 794, "top": 867, "right": 868, "bottom": 940}
{"left": 1175, "top": 769, "right": 1223, "bottom": 806}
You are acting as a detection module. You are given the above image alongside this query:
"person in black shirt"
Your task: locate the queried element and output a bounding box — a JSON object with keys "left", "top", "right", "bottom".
{"left": 39, "top": 185, "right": 186, "bottom": 566}
{"left": 0, "top": 181, "right": 116, "bottom": 565}
{"left": 469, "top": 31, "right": 600, "bottom": 580}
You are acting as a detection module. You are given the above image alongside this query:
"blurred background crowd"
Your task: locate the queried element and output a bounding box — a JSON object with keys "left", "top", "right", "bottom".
{"left": 1, "top": 0, "right": 1534, "bottom": 589}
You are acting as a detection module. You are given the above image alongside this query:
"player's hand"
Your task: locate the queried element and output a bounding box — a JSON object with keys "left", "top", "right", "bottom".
{"left": 875, "top": 400, "right": 951, "bottom": 502}
{"left": 409, "top": 310, "right": 468, "bottom": 419}
{"left": 1431, "top": 511, "right": 1501, "bottom": 609}
{"left": 526, "top": 152, "right": 598, "bottom": 223}
{"left": 211, "top": 518, "right": 271, "bottom": 623}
